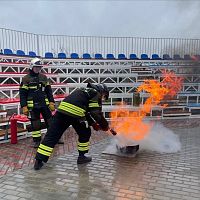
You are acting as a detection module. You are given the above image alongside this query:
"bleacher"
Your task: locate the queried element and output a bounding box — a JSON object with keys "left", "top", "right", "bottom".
{"left": 0, "top": 46, "right": 200, "bottom": 142}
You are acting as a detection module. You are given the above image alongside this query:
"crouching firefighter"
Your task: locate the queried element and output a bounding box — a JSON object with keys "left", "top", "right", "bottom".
{"left": 19, "top": 58, "right": 56, "bottom": 148}
{"left": 34, "top": 83, "right": 117, "bottom": 170}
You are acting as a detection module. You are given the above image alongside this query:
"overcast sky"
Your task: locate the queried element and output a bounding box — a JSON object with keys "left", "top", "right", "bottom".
{"left": 0, "top": 0, "right": 200, "bottom": 39}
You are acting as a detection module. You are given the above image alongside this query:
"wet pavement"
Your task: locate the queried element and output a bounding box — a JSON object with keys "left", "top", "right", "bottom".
{"left": 0, "top": 119, "right": 200, "bottom": 200}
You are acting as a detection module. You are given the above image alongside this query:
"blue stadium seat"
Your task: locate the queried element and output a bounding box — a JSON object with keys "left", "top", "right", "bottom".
{"left": 129, "top": 54, "right": 138, "bottom": 60}
{"left": 184, "top": 54, "right": 191, "bottom": 60}
{"left": 29, "top": 51, "right": 37, "bottom": 57}
{"left": 152, "top": 54, "right": 161, "bottom": 60}
{"left": 16, "top": 50, "right": 25, "bottom": 56}
{"left": 58, "top": 52, "right": 67, "bottom": 59}
{"left": 163, "top": 54, "right": 172, "bottom": 60}
{"left": 106, "top": 54, "right": 115, "bottom": 59}
{"left": 45, "top": 52, "right": 53, "bottom": 58}
{"left": 118, "top": 54, "right": 126, "bottom": 59}
{"left": 173, "top": 54, "right": 182, "bottom": 60}
{"left": 83, "top": 53, "right": 91, "bottom": 59}
{"left": 95, "top": 54, "right": 103, "bottom": 59}
{"left": 141, "top": 54, "right": 150, "bottom": 60}
{"left": 4, "top": 48, "right": 14, "bottom": 55}
{"left": 71, "top": 53, "right": 79, "bottom": 59}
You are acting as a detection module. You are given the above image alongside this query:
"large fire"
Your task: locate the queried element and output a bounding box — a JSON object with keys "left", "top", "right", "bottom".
{"left": 109, "top": 70, "right": 183, "bottom": 141}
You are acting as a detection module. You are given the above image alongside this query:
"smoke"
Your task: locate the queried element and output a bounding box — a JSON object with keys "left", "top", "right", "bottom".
{"left": 104, "top": 122, "right": 181, "bottom": 155}
{"left": 136, "top": 122, "right": 181, "bottom": 153}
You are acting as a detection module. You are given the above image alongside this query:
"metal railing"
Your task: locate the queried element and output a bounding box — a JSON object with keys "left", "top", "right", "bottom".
{"left": 1, "top": 27, "right": 200, "bottom": 57}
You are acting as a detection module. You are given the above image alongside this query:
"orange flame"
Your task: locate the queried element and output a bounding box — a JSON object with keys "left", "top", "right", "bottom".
{"left": 161, "top": 69, "right": 183, "bottom": 98}
{"left": 110, "top": 70, "right": 183, "bottom": 141}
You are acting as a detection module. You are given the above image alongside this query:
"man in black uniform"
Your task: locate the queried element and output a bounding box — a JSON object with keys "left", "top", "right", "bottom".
{"left": 34, "top": 83, "right": 117, "bottom": 170}
{"left": 19, "top": 58, "right": 55, "bottom": 148}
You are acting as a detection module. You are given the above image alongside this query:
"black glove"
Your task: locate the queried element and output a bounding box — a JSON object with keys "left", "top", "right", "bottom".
{"left": 110, "top": 128, "right": 117, "bottom": 135}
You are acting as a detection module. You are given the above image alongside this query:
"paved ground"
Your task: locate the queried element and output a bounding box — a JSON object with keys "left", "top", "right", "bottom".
{"left": 0, "top": 129, "right": 108, "bottom": 175}
{"left": 0, "top": 119, "right": 200, "bottom": 200}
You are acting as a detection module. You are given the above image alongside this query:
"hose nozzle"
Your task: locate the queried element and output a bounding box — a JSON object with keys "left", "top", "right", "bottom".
{"left": 109, "top": 128, "right": 117, "bottom": 136}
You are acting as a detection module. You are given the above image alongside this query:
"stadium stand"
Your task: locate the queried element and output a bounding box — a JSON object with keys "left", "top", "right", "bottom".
{"left": 0, "top": 51, "right": 200, "bottom": 141}
{"left": 1, "top": 29, "right": 200, "bottom": 142}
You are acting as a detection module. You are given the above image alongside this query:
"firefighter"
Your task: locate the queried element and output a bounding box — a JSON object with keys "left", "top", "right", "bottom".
{"left": 34, "top": 83, "right": 117, "bottom": 170}
{"left": 19, "top": 58, "right": 56, "bottom": 148}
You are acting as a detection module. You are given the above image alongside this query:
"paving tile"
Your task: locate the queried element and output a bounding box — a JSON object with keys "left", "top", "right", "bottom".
{"left": 0, "top": 119, "right": 199, "bottom": 200}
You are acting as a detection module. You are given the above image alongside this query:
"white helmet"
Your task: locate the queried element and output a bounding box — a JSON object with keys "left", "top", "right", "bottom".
{"left": 30, "top": 58, "right": 43, "bottom": 70}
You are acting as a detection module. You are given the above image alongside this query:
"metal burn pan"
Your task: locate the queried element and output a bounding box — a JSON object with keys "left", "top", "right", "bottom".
{"left": 116, "top": 144, "right": 139, "bottom": 155}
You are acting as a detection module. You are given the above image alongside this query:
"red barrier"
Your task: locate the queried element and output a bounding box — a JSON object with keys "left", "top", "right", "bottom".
{"left": 10, "top": 118, "right": 17, "bottom": 144}
{"left": 10, "top": 115, "right": 29, "bottom": 144}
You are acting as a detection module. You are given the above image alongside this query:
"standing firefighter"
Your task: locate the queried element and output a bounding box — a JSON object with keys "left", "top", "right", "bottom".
{"left": 19, "top": 58, "right": 55, "bottom": 148}
{"left": 34, "top": 83, "right": 117, "bottom": 170}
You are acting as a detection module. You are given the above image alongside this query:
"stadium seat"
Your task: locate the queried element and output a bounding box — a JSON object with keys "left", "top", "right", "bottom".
{"left": 118, "top": 54, "right": 126, "bottom": 59}
{"left": 106, "top": 54, "right": 115, "bottom": 59}
{"left": 184, "top": 54, "right": 191, "bottom": 60}
{"left": 45, "top": 52, "right": 53, "bottom": 58}
{"left": 4, "top": 48, "right": 14, "bottom": 55}
{"left": 193, "top": 55, "right": 200, "bottom": 60}
{"left": 129, "top": 54, "right": 139, "bottom": 60}
{"left": 58, "top": 52, "right": 67, "bottom": 59}
{"left": 152, "top": 54, "right": 161, "bottom": 60}
{"left": 173, "top": 54, "right": 182, "bottom": 60}
{"left": 16, "top": 50, "right": 25, "bottom": 56}
{"left": 163, "top": 54, "right": 172, "bottom": 60}
{"left": 28, "top": 51, "right": 37, "bottom": 57}
{"left": 95, "top": 54, "right": 103, "bottom": 59}
{"left": 141, "top": 54, "right": 150, "bottom": 60}
{"left": 83, "top": 53, "right": 91, "bottom": 59}
{"left": 71, "top": 53, "right": 79, "bottom": 59}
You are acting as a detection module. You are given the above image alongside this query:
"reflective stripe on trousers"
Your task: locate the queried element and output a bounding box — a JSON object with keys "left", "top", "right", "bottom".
{"left": 32, "top": 130, "right": 41, "bottom": 138}
{"left": 77, "top": 141, "right": 90, "bottom": 152}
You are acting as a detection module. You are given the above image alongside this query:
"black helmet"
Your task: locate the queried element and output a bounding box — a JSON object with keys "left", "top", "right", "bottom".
{"left": 87, "top": 83, "right": 109, "bottom": 100}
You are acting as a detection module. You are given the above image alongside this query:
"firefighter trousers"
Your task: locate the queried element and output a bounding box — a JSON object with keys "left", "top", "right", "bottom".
{"left": 29, "top": 106, "right": 52, "bottom": 142}
{"left": 35, "top": 111, "right": 91, "bottom": 163}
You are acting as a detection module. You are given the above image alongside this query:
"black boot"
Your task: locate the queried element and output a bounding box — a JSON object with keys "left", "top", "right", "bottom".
{"left": 34, "top": 159, "right": 44, "bottom": 170}
{"left": 77, "top": 155, "right": 92, "bottom": 164}
{"left": 33, "top": 141, "right": 40, "bottom": 148}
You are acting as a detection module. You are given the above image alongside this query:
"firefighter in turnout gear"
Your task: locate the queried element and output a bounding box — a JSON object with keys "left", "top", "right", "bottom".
{"left": 19, "top": 58, "right": 55, "bottom": 148}
{"left": 34, "top": 83, "right": 112, "bottom": 170}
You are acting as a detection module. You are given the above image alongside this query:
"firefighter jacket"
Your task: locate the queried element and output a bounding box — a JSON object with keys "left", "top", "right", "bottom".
{"left": 57, "top": 87, "right": 109, "bottom": 130}
{"left": 19, "top": 70, "right": 55, "bottom": 109}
